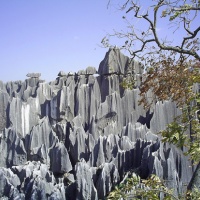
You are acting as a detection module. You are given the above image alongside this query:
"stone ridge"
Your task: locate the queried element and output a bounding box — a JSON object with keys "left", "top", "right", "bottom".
{"left": 26, "top": 73, "right": 41, "bottom": 78}
{"left": 0, "top": 48, "right": 194, "bottom": 199}
{"left": 98, "top": 47, "right": 143, "bottom": 75}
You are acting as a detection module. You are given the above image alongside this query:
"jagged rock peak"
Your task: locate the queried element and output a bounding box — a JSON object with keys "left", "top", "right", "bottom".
{"left": 85, "top": 66, "right": 97, "bottom": 75}
{"left": 58, "top": 71, "right": 67, "bottom": 77}
{"left": 98, "top": 48, "right": 144, "bottom": 76}
{"left": 26, "top": 73, "right": 41, "bottom": 78}
{"left": 77, "top": 66, "right": 97, "bottom": 75}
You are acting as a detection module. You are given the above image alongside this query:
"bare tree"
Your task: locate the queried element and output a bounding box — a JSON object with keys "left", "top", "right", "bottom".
{"left": 104, "top": 0, "right": 200, "bottom": 62}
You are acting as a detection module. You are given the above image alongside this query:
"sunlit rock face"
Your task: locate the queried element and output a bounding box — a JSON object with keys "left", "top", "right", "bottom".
{"left": 0, "top": 48, "right": 195, "bottom": 199}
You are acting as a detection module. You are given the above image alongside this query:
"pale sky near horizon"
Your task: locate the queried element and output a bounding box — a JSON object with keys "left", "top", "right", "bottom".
{"left": 0, "top": 0, "right": 126, "bottom": 83}
{"left": 0, "top": 0, "right": 199, "bottom": 83}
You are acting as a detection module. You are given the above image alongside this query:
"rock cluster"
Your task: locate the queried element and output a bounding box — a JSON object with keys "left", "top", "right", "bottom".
{"left": 0, "top": 48, "right": 195, "bottom": 199}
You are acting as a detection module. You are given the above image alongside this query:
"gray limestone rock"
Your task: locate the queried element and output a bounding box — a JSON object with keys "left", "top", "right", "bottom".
{"left": 98, "top": 48, "right": 130, "bottom": 75}
{"left": 95, "top": 163, "right": 120, "bottom": 199}
{"left": 26, "top": 117, "right": 58, "bottom": 164}
{"left": 0, "top": 128, "right": 27, "bottom": 167}
{"left": 0, "top": 167, "right": 24, "bottom": 199}
{"left": 0, "top": 48, "right": 196, "bottom": 199}
{"left": 77, "top": 70, "right": 86, "bottom": 75}
{"left": 69, "top": 116, "right": 89, "bottom": 163}
{"left": 67, "top": 72, "right": 75, "bottom": 76}
{"left": 96, "top": 92, "right": 122, "bottom": 133}
{"left": 58, "top": 71, "right": 67, "bottom": 77}
{"left": 12, "top": 161, "right": 66, "bottom": 200}
{"left": 118, "top": 136, "right": 135, "bottom": 151}
{"left": 91, "top": 136, "right": 106, "bottom": 167}
{"left": 0, "top": 81, "right": 4, "bottom": 90}
{"left": 25, "top": 77, "right": 40, "bottom": 89}
{"left": 9, "top": 97, "right": 40, "bottom": 137}
{"left": 150, "top": 100, "right": 182, "bottom": 134}
{"left": 0, "top": 91, "right": 9, "bottom": 131}
{"left": 89, "top": 134, "right": 119, "bottom": 166}
{"left": 75, "top": 161, "right": 98, "bottom": 200}
{"left": 85, "top": 66, "right": 97, "bottom": 75}
{"left": 188, "top": 163, "right": 200, "bottom": 192}
{"left": 26, "top": 73, "right": 41, "bottom": 78}
{"left": 50, "top": 142, "right": 72, "bottom": 174}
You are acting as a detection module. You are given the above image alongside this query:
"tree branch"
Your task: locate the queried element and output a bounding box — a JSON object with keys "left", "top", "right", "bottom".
{"left": 131, "top": 39, "right": 156, "bottom": 56}
{"left": 106, "top": 0, "right": 200, "bottom": 61}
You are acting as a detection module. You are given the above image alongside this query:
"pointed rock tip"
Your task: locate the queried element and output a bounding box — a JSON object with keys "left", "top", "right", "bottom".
{"left": 98, "top": 48, "right": 130, "bottom": 75}
{"left": 26, "top": 73, "right": 41, "bottom": 78}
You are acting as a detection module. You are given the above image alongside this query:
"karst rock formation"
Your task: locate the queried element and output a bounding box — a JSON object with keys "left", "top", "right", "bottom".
{"left": 0, "top": 48, "right": 197, "bottom": 199}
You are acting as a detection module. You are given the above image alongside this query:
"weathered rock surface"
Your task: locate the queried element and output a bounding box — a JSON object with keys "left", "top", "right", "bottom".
{"left": 26, "top": 73, "right": 41, "bottom": 78}
{"left": 0, "top": 48, "right": 196, "bottom": 199}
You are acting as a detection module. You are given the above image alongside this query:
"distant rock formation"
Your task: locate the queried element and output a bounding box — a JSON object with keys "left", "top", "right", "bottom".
{"left": 0, "top": 48, "right": 195, "bottom": 199}
{"left": 26, "top": 72, "right": 41, "bottom": 78}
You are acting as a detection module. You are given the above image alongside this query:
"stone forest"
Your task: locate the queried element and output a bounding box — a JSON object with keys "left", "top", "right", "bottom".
{"left": 0, "top": 48, "right": 199, "bottom": 199}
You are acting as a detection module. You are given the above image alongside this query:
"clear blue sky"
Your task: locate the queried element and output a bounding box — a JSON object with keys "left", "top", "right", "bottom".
{"left": 0, "top": 0, "right": 127, "bottom": 82}
{"left": 0, "top": 0, "right": 199, "bottom": 83}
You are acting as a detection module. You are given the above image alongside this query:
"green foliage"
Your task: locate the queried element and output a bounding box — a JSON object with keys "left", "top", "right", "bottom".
{"left": 120, "top": 75, "right": 136, "bottom": 90}
{"left": 107, "top": 174, "right": 140, "bottom": 200}
{"left": 169, "top": 4, "right": 193, "bottom": 21}
{"left": 187, "top": 187, "right": 200, "bottom": 199}
{"left": 159, "top": 86, "right": 200, "bottom": 163}
{"left": 107, "top": 174, "right": 179, "bottom": 200}
{"left": 107, "top": 174, "right": 200, "bottom": 199}
{"left": 185, "top": 119, "right": 200, "bottom": 163}
{"left": 160, "top": 118, "right": 200, "bottom": 163}
{"left": 161, "top": 121, "right": 188, "bottom": 147}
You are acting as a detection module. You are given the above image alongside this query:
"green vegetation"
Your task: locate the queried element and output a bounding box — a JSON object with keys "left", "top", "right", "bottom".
{"left": 107, "top": 174, "right": 200, "bottom": 199}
